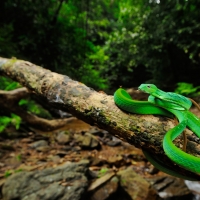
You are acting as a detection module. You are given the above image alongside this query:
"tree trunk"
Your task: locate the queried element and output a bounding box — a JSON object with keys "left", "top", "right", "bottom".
{"left": 0, "top": 57, "right": 199, "bottom": 179}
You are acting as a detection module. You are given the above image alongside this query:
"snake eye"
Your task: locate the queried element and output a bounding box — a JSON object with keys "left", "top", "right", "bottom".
{"left": 147, "top": 85, "right": 150, "bottom": 88}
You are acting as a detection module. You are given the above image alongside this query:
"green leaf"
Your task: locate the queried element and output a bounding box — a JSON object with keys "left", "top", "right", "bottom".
{"left": 11, "top": 113, "right": 21, "bottom": 130}
{"left": 175, "top": 82, "right": 200, "bottom": 96}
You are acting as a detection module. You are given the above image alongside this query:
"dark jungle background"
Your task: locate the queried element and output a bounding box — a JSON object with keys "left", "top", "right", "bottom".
{"left": 1, "top": 0, "right": 200, "bottom": 93}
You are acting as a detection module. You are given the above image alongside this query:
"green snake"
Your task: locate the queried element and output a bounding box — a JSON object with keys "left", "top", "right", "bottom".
{"left": 114, "top": 84, "right": 200, "bottom": 180}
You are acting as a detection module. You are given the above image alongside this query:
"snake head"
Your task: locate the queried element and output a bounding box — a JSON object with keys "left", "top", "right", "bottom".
{"left": 138, "top": 84, "right": 158, "bottom": 94}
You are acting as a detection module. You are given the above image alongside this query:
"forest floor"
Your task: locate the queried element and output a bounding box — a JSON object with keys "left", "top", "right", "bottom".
{"left": 1, "top": 90, "right": 200, "bottom": 200}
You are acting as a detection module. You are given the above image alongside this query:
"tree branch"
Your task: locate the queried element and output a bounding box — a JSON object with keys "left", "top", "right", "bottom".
{"left": 0, "top": 57, "right": 199, "bottom": 179}
{"left": 0, "top": 87, "right": 76, "bottom": 131}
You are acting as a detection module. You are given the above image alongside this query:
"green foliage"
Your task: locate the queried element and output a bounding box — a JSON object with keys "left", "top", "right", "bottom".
{"left": 1, "top": 0, "right": 200, "bottom": 91}
{"left": 133, "top": 0, "right": 200, "bottom": 87}
{"left": 0, "top": 113, "right": 21, "bottom": 133}
{"left": 175, "top": 82, "right": 200, "bottom": 96}
{"left": 4, "top": 169, "right": 23, "bottom": 178}
{"left": 4, "top": 170, "right": 12, "bottom": 178}
{"left": 95, "top": 0, "right": 200, "bottom": 89}
{"left": 0, "top": 76, "right": 51, "bottom": 132}
{"left": 11, "top": 113, "right": 21, "bottom": 130}
{"left": 16, "top": 154, "right": 22, "bottom": 161}
{"left": 0, "top": 76, "right": 21, "bottom": 90}
{"left": 0, "top": 116, "right": 11, "bottom": 132}
{"left": 98, "top": 167, "right": 108, "bottom": 177}
{"left": 76, "top": 45, "right": 109, "bottom": 90}
{"left": 0, "top": 0, "right": 108, "bottom": 90}
{"left": 18, "top": 99, "right": 52, "bottom": 119}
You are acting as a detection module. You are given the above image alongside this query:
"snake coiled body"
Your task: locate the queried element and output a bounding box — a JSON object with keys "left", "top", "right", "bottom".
{"left": 114, "top": 84, "right": 200, "bottom": 180}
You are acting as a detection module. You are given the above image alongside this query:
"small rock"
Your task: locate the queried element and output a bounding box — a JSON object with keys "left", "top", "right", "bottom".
{"left": 29, "top": 140, "right": 48, "bottom": 149}
{"left": 106, "top": 140, "right": 121, "bottom": 147}
{"left": 72, "top": 146, "right": 82, "bottom": 152}
{"left": 148, "top": 176, "right": 191, "bottom": 199}
{"left": 21, "top": 138, "right": 33, "bottom": 143}
{"left": 90, "top": 176, "right": 119, "bottom": 200}
{"left": 29, "top": 140, "right": 50, "bottom": 152}
{"left": 106, "top": 136, "right": 121, "bottom": 147}
{"left": 107, "top": 155, "right": 123, "bottom": 166}
{"left": 81, "top": 135, "right": 91, "bottom": 147}
{"left": 36, "top": 146, "right": 50, "bottom": 152}
{"left": 118, "top": 167, "right": 158, "bottom": 200}
{"left": 88, "top": 172, "right": 115, "bottom": 191}
{"left": 89, "top": 129, "right": 103, "bottom": 136}
{"left": 185, "top": 180, "right": 200, "bottom": 194}
{"left": 56, "top": 131, "right": 71, "bottom": 144}
{"left": 2, "top": 160, "right": 89, "bottom": 200}
{"left": 76, "top": 133, "right": 100, "bottom": 149}
{"left": 0, "top": 162, "right": 5, "bottom": 167}
{"left": 81, "top": 133, "right": 99, "bottom": 149}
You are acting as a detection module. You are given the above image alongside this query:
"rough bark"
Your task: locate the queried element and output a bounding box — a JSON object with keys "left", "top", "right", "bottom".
{"left": 0, "top": 57, "right": 200, "bottom": 179}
